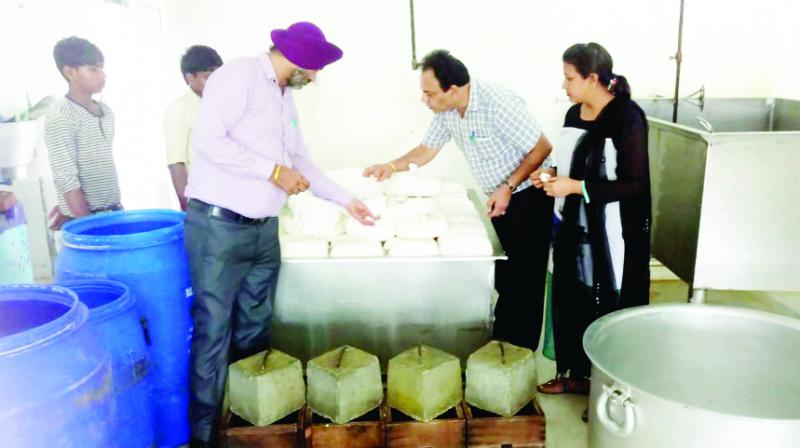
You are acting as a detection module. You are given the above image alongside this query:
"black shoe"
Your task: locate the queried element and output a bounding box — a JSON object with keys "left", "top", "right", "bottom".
{"left": 581, "top": 407, "right": 589, "bottom": 423}
{"left": 189, "top": 440, "right": 212, "bottom": 448}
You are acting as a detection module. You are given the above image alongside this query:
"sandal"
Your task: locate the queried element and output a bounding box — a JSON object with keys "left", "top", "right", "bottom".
{"left": 537, "top": 376, "right": 567, "bottom": 394}
{"left": 537, "top": 375, "right": 590, "bottom": 395}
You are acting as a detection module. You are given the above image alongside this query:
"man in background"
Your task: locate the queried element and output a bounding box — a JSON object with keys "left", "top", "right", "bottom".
{"left": 164, "top": 45, "right": 222, "bottom": 210}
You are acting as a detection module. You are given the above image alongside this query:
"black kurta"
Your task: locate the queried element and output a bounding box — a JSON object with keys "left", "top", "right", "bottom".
{"left": 551, "top": 95, "right": 652, "bottom": 378}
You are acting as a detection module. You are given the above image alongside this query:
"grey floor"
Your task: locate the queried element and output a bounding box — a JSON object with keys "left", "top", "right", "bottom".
{"left": 534, "top": 281, "right": 800, "bottom": 448}
{"left": 175, "top": 279, "right": 800, "bottom": 448}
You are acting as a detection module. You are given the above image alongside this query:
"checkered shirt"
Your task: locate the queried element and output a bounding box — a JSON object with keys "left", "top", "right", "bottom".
{"left": 421, "top": 79, "right": 543, "bottom": 195}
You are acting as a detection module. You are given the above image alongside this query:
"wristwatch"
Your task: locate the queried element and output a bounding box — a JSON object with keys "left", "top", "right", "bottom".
{"left": 502, "top": 180, "right": 517, "bottom": 192}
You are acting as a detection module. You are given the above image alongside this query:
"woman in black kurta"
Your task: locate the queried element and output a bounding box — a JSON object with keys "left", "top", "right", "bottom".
{"left": 534, "top": 43, "right": 651, "bottom": 398}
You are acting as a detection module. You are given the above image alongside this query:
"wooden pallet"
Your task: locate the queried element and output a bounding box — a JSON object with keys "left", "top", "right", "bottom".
{"left": 219, "top": 396, "right": 546, "bottom": 448}
{"left": 463, "top": 399, "right": 546, "bottom": 448}
{"left": 383, "top": 402, "right": 467, "bottom": 448}
{"left": 220, "top": 407, "right": 305, "bottom": 448}
{"left": 304, "top": 405, "right": 385, "bottom": 448}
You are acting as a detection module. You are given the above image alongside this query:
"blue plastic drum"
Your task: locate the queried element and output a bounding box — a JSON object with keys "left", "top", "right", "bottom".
{"left": 56, "top": 210, "right": 192, "bottom": 447}
{"left": 0, "top": 284, "right": 114, "bottom": 448}
{"left": 59, "top": 279, "right": 154, "bottom": 447}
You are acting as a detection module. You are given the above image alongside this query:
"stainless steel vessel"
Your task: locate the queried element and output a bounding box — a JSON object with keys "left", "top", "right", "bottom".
{"left": 638, "top": 98, "right": 800, "bottom": 294}
{"left": 584, "top": 304, "right": 800, "bottom": 447}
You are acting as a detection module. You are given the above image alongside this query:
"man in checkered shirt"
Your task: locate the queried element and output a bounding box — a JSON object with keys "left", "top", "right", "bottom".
{"left": 364, "top": 49, "right": 554, "bottom": 353}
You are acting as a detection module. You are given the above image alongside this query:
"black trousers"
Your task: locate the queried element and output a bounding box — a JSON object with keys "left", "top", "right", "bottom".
{"left": 490, "top": 187, "right": 554, "bottom": 351}
{"left": 552, "top": 227, "right": 651, "bottom": 379}
{"left": 184, "top": 201, "right": 281, "bottom": 443}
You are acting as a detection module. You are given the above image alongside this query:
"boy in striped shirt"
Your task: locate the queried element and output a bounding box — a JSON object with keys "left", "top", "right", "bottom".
{"left": 45, "top": 36, "right": 121, "bottom": 230}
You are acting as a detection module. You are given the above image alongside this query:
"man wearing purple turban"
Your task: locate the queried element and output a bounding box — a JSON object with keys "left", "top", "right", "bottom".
{"left": 184, "top": 22, "right": 376, "bottom": 447}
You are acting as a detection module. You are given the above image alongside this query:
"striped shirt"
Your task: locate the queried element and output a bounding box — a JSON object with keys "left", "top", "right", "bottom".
{"left": 421, "top": 79, "right": 543, "bottom": 195}
{"left": 44, "top": 97, "right": 121, "bottom": 217}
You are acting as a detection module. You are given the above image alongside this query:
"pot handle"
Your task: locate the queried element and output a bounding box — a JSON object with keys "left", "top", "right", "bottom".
{"left": 596, "top": 383, "right": 636, "bottom": 437}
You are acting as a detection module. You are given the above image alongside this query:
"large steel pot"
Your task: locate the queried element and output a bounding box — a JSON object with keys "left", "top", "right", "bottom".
{"left": 584, "top": 304, "right": 800, "bottom": 447}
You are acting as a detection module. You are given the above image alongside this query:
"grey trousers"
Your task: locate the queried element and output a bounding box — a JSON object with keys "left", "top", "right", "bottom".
{"left": 184, "top": 201, "right": 281, "bottom": 442}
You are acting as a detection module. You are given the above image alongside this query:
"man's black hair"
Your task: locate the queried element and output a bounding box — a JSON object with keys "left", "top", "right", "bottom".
{"left": 180, "top": 45, "right": 223, "bottom": 77}
{"left": 420, "top": 49, "right": 470, "bottom": 91}
{"left": 53, "top": 36, "right": 104, "bottom": 75}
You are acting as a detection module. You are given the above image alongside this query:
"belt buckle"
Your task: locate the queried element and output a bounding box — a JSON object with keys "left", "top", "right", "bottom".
{"left": 208, "top": 206, "right": 231, "bottom": 222}
{"left": 237, "top": 214, "right": 264, "bottom": 225}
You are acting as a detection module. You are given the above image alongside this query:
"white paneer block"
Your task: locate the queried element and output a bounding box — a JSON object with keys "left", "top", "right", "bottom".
{"left": 279, "top": 214, "right": 301, "bottom": 236}
{"left": 438, "top": 233, "right": 493, "bottom": 257}
{"left": 362, "top": 194, "right": 388, "bottom": 217}
{"left": 287, "top": 192, "right": 343, "bottom": 224}
{"left": 282, "top": 216, "right": 343, "bottom": 240}
{"left": 306, "top": 346, "right": 384, "bottom": 424}
{"left": 441, "top": 200, "right": 479, "bottom": 214}
{"left": 447, "top": 214, "right": 484, "bottom": 226}
{"left": 327, "top": 167, "right": 384, "bottom": 198}
{"left": 439, "top": 193, "right": 474, "bottom": 208}
{"left": 283, "top": 192, "right": 344, "bottom": 239}
{"left": 445, "top": 221, "right": 488, "bottom": 237}
{"left": 385, "top": 238, "right": 440, "bottom": 257}
{"left": 395, "top": 214, "right": 449, "bottom": 239}
{"left": 344, "top": 216, "right": 396, "bottom": 241}
{"left": 444, "top": 207, "right": 481, "bottom": 222}
{"left": 229, "top": 349, "right": 306, "bottom": 426}
{"left": 382, "top": 172, "right": 443, "bottom": 197}
{"left": 465, "top": 341, "right": 537, "bottom": 417}
{"left": 329, "top": 235, "right": 385, "bottom": 258}
{"left": 384, "top": 197, "right": 442, "bottom": 219}
{"left": 441, "top": 181, "right": 468, "bottom": 196}
{"left": 440, "top": 191, "right": 470, "bottom": 202}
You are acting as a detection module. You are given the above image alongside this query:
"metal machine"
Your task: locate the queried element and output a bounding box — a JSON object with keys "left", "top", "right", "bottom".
{"left": 272, "top": 191, "right": 506, "bottom": 367}
{"left": 639, "top": 98, "right": 800, "bottom": 300}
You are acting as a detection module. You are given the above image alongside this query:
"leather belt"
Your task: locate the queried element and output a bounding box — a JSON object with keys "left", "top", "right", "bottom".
{"left": 189, "top": 199, "right": 271, "bottom": 225}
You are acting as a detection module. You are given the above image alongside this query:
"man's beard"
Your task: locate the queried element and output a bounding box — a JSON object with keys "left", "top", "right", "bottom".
{"left": 287, "top": 69, "right": 312, "bottom": 89}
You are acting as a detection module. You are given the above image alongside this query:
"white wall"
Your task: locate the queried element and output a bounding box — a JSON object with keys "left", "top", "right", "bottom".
{"left": 768, "top": 0, "right": 800, "bottom": 99}
{"left": 1, "top": 0, "right": 798, "bottom": 278}
{"left": 159, "top": 0, "right": 797, "bottom": 179}
{"left": 160, "top": 0, "right": 679, "bottom": 188}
